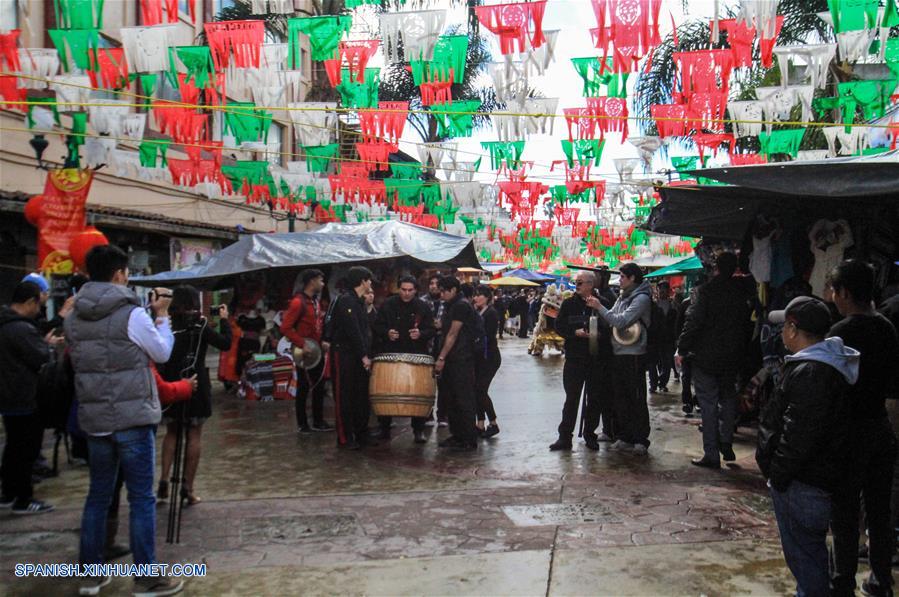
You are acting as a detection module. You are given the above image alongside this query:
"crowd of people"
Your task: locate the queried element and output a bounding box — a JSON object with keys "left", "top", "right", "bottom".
{"left": 2, "top": 244, "right": 899, "bottom": 596}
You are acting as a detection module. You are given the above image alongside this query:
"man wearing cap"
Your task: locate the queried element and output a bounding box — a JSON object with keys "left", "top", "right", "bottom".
{"left": 757, "top": 296, "right": 859, "bottom": 597}
{"left": 676, "top": 252, "right": 751, "bottom": 468}
{"left": 825, "top": 260, "right": 899, "bottom": 597}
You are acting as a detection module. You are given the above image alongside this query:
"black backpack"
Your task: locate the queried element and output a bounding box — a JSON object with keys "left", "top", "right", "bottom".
{"left": 646, "top": 302, "right": 664, "bottom": 349}
{"left": 36, "top": 348, "right": 75, "bottom": 431}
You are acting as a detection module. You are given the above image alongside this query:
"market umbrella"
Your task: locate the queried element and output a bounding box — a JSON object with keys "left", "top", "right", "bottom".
{"left": 502, "top": 268, "right": 556, "bottom": 283}
{"left": 485, "top": 276, "right": 539, "bottom": 287}
{"left": 646, "top": 255, "right": 704, "bottom": 278}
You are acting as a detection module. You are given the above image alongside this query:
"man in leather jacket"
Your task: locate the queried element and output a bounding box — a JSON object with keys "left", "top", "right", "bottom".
{"left": 756, "top": 296, "right": 859, "bottom": 597}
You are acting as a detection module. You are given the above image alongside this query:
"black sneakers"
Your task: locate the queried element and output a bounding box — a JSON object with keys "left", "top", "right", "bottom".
{"left": 584, "top": 435, "right": 600, "bottom": 451}
{"left": 11, "top": 500, "right": 54, "bottom": 515}
{"left": 482, "top": 423, "right": 500, "bottom": 438}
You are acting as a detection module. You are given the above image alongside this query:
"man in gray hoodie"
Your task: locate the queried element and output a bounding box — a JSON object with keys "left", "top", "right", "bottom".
{"left": 757, "top": 296, "right": 859, "bottom": 597}
{"left": 589, "top": 262, "right": 653, "bottom": 454}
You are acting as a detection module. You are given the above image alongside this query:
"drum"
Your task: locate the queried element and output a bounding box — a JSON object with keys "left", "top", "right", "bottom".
{"left": 368, "top": 353, "right": 436, "bottom": 417}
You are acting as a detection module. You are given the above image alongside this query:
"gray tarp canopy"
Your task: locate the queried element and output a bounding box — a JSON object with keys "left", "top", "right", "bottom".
{"left": 132, "top": 221, "right": 479, "bottom": 288}
{"left": 646, "top": 151, "right": 899, "bottom": 240}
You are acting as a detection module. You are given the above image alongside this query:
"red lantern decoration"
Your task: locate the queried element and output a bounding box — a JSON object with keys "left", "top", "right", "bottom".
{"left": 69, "top": 227, "right": 109, "bottom": 272}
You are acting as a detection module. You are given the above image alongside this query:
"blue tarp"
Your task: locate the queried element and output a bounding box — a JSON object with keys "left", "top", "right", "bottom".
{"left": 502, "top": 268, "right": 556, "bottom": 283}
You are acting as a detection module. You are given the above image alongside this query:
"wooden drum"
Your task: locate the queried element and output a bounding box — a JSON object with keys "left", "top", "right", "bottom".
{"left": 368, "top": 353, "right": 436, "bottom": 417}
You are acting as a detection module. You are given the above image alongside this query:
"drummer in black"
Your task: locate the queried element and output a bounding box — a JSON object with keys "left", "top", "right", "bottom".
{"left": 434, "top": 276, "right": 480, "bottom": 451}
{"left": 372, "top": 276, "right": 436, "bottom": 444}
{"left": 324, "top": 266, "right": 374, "bottom": 449}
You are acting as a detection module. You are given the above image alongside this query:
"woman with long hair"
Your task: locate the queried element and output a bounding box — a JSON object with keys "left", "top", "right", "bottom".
{"left": 473, "top": 286, "right": 501, "bottom": 438}
{"left": 158, "top": 285, "right": 232, "bottom": 505}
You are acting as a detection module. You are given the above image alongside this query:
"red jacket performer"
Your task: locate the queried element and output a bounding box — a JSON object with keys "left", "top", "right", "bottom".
{"left": 280, "top": 269, "right": 332, "bottom": 432}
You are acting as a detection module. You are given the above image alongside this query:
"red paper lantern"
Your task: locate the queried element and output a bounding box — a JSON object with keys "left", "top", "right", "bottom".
{"left": 24, "top": 195, "right": 45, "bottom": 227}
{"left": 69, "top": 226, "right": 109, "bottom": 271}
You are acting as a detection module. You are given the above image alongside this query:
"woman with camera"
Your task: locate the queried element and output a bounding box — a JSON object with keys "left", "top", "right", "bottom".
{"left": 157, "top": 286, "right": 232, "bottom": 505}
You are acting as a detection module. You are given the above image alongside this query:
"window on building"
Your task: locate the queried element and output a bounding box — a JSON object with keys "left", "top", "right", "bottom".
{"left": 0, "top": 2, "right": 17, "bottom": 31}
{"left": 211, "top": 0, "right": 236, "bottom": 19}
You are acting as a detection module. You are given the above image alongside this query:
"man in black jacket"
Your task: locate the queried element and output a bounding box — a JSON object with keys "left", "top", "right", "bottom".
{"left": 758, "top": 296, "right": 859, "bottom": 597}
{"left": 648, "top": 280, "right": 678, "bottom": 394}
{"left": 434, "top": 276, "right": 479, "bottom": 451}
{"left": 0, "top": 282, "right": 58, "bottom": 514}
{"left": 324, "top": 267, "right": 375, "bottom": 449}
{"left": 372, "top": 276, "right": 435, "bottom": 444}
{"left": 677, "top": 253, "right": 751, "bottom": 468}
{"left": 549, "top": 271, "right": 615, "bottom": 451}
{"left": 827, "top": 260, "right": 899, "bottom": 597}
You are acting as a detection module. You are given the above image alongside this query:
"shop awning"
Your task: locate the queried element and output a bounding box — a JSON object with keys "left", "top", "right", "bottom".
{"left": 132, "top": 221, "right": 479, "bottom": 288}
{"left": 685, "top": 150, "right": 899, "bottom": 197}
{"left": 646, "top": 255, "right": 703, "bottom": 278}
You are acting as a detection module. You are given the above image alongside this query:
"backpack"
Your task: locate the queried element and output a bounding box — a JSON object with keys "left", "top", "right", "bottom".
{"left": 36, "top": 348, "right": 75, "bottom": 430}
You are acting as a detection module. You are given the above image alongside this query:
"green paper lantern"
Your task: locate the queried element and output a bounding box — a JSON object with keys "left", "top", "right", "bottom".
{"left": 301, "top": 144, "right": 339, "bottom": 173}
{"left": 223, "top": 102, "right": 272, "bottom": 145}
{"left": 560, "top": 139, "right": 605, "bottom": 167}
{"left": 336, "top": 67, "right": 380, "bottom": 109}
{"left": 48, "top": 28, "right": 99, "bottom": 72}
{"left": 759, "top": 128, "right": 806, "bottom": 158}
{"left": 54, "top": 0, "right": 104, "bottom": 30}
{"left": 288, "top": 15, "right": 352, "bottom": 64}
{"left": 168, "top": 46, "right": 215, "bottom": 89}
{"left": 481, "top": 141, "right": 525, "bottom": 170}
{"left": 431, "top": 100, "right": 481, "bottom": 138}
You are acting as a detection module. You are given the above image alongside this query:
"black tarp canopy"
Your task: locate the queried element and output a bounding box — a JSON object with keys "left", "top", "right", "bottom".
{"left": 646, "top": 151, "right": 899, "bottom": 241}
{"left": 132, "top": 221, "right": 480, "bottom": 289}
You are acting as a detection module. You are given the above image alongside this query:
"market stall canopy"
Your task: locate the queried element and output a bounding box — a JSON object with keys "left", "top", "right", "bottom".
{"left": 485, "top": 276, "right": 539, "bottom": 287}
{"left": 502, "top": 268, "right": 556, "bottom": 283}
{"left": 132, "top": 221, "right": 479, "bottom": 288}
{"left": 646, "top": 255, "right": 703, "bottom": 278}
{"left": 684, "top": 150, "right": 899, "bottom": 197}
{"left": 480, "top": 262, "right": 511, "bottom": 274}
{"left": 647, "top": 152, "right": 899, "bottom": 241}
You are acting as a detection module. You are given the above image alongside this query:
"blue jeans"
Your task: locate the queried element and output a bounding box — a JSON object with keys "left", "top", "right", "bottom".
{"left": 770, "top": 480, "right": 832, "bottom": 597}
{"left": 692, "top": 366, "right": 737, "bottom": 462}
{"left": 80, "top": 426, "right": 157, "bottom": 566}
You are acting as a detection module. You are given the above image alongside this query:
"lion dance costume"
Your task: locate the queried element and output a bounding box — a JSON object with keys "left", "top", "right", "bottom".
{"left": 528, "top": 285, "right": 567, "bottom": 356}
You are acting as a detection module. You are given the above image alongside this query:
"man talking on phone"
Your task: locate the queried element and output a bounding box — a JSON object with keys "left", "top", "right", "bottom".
{"left": 65, "top": 245, "right": 184, "bottom": 596}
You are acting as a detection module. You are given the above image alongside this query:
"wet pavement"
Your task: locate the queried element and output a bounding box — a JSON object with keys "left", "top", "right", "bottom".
{"left": 0, "top": 336, "right": 877, "bottom": 595}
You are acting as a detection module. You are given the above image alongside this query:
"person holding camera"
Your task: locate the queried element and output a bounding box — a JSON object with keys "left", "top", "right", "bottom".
{"left": 65, "top": 245, "right": 184, "bottom": 596}
{"left": 158, "top": 286, "right": 232, "bottom": 507}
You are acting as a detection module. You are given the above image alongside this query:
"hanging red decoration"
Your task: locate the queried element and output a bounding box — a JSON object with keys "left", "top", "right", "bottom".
{"left": 563, "top": 108, "right": 597, "bottom": 141}
{"left": 88, "top": 48, "right": 129, "bottom": 90}
{"left": 691, "top": 132, "right": 734, "bottom": 162}
{"left": 140, "top": 0, "right": 180, "bottom": 26}
{"left": 341, "top": 40, "right": 380, "bottom": 83}
{"left": 730, "top": 152, "right": 768, "bottom": 165}
{"left": 0, "top": 29, "right": 21, "bottom": 72}
{"left": 0, "top": 74, "right": 26, "bottom": 110}
{"left": 474, "top": 1, "right": 548, "bottom": 55}
{"left": 555, "top": 207, "right": 579, "bottom": 227}
{"left": 590, "top": 0, "right": 663, "bottom": 73}
{"left": 176, "top": 73, "right": 201, "bottom": 105}
{"left": 716, "top": 19, "right": 755, "bottom": 68}
{"left": 204, "top": 20, "right": 265, "bottom": 70}
{"left": 587, "top": 96, "right": 629, "bottom": 141}
{"left": 672, "top": 49, "right": 733, "bottom": 102}
{"left": 757, "top": 16, "right": 783, "bottom": 69}
{"left": 358, "top": 101, "right": 408, "bottom": 143}
{"left": 687, "top": 91, "right": 728, "bottom": 132}
{"left": 356, "top": 141, "right": 396, "bottom": 171}
{"left": 419, "top": 75, "right": 454, "bottom": 106}
{"left": 153, "top": 103, "right": 208, "bottom": 144}
{"left": 651, "top": 103, "right": 688, "bottom": 138}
